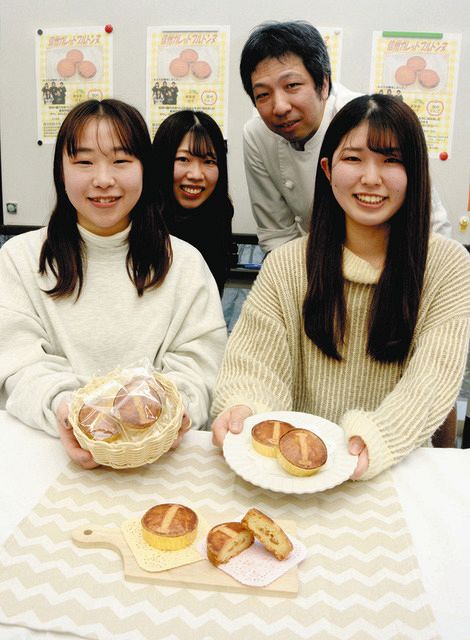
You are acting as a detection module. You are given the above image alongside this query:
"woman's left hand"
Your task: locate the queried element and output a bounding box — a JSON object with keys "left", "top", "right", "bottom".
{"left": 56, "top": 398, "right": 100, "bottom": 470}
{"left": 348, "top": 436, "right": 369, "bottom": 480}
{"left": 170, "top": 410, "right": 191, "bottom": 449}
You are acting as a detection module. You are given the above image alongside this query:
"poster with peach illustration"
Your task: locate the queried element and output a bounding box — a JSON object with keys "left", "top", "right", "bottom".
{"left": 146, "top": 26, "right": 229, "bottom": 138}
{"left": 369, "top": 31, "right": 461, "bottom": 158}
{"left": 36, "top": 26, "right": 113, "bottom": 143}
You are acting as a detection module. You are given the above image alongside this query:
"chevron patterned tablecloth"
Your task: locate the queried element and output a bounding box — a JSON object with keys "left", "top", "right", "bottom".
{"left": 0, "top": 431, "right": 438, "bottom": 640}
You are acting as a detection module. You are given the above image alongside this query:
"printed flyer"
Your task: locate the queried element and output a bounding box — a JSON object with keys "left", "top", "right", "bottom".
{"left": 36, "top": 25, "right": 113, "bottom": 143}
{"left": 146, "top": 26, "right": 229, "bottom": 138}
{"left": 370, "top": 31, "right": 461, "bottom": 157}
{"left": 319, "top": 27, "right": 342, "bottom": 83}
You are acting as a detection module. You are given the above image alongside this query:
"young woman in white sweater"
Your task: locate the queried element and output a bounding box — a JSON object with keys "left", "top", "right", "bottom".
{"left": 0, "top": 99, "right": 227, "bottom": 468}
{"left": 211, "top": 94, "right": 470, "bottom": 480}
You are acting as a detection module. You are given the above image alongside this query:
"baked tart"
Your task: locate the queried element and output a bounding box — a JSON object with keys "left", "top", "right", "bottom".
{"left": 141, "top": 503, "right": 198, "bottom": 550}
{"left": 277, "top": 428, "right": 327, "bottom": 477}
{"left": 113, "top": 376, "right": 163, "bottom": 430}
{"left": 241, "top": 508, "right": 293, "bottom": 560}
{"left": 206, "top": 522, "right": 254, "bottom": 566}
{"left": 78, "top": 405, "right": 121, "bottom": 442}
{"left": 251, "top": 419, "right": 296, "bottom": 457}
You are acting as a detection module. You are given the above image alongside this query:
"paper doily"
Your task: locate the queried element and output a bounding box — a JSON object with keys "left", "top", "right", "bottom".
{"left": 122, "top": 516, "right": 209, "bottom": 572}
{"left": 197, "top": 535, "right": 307, "bottom": 587}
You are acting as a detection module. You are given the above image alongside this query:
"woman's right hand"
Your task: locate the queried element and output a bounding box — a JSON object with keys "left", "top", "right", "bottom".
{"left": 211, "top": 404, "right": 252, "bottom": 448}
{"left": 56, "top": 398, "right": 100, "bottom": 470}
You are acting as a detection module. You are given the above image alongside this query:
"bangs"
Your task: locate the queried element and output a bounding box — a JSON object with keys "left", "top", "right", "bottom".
{"left": 365, "top": 116, "right": 401, "bottom": 157}
{"left": 186, "top": 125, "right": 217, "bottom": 159}
{"left": 65, "top": 112, "right": 137, "bottom": 158}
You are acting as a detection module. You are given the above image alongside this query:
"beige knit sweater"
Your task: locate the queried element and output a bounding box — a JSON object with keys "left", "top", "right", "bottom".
{"left": 212, "top": 234, "right": 470, "bottom": 479}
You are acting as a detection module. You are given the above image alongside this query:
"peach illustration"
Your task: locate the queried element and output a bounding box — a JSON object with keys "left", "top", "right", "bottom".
{"left": 180, "top": 48, "right": 199, "bottom": 62}
{"left": 192, "top": 60, "right": 212, "bottom": 79}
{"left": 418, "top": 68, "right": 440, "bottom": 88}
{"left": 66, "top": 49, "right": 84, "bottom": 63}
{"left": 169, "top": 58, "right": 190, "bottom": 78}
{"left": 77, "top": 60, "right": 97, "bottom": 79}
{"left": 406, "top": 56, "right": 426, "bottom": 71}
{"left": 57, "top": 58, "right": 77, "bottom": 78}
{"left": 395, "top": 65, "right": 416, "bottom": 86}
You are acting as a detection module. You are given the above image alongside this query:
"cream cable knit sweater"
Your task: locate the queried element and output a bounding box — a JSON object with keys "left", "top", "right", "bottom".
{"left": 212, "top": 234, "right": 470, "bottom": 479}
{"left": 0, "top": 226, "right": 227, "bottom": 435}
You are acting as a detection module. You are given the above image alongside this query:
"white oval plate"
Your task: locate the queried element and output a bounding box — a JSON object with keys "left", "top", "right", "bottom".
{"left": 223, "top": 411, "right": 357, "bottom": 494}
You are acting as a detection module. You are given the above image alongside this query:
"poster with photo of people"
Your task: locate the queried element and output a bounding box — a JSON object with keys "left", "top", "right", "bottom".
{"left": 36, "top": 26, "right": 113, "bottom": 143}
{"left": 146, "top": 26, "right": 230, "bottom": 139}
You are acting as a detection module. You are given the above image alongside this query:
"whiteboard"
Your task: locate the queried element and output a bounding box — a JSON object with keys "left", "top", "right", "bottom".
{"left": 1, "top": 0, "right": 469, "bottom": 240}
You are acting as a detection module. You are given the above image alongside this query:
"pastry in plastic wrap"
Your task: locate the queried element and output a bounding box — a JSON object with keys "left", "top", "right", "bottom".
{"left": 78, "top": 404, "right": 121, "bottom": 442}
{"left": 113, "top": 376, "right": 163, "bottom": 430}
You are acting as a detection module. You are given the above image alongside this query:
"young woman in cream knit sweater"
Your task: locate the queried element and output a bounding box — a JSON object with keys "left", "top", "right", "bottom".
{"left": 211, "top": 94, "right": 470, "bottom": 480}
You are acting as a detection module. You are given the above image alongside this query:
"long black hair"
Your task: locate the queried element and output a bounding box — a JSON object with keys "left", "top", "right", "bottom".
{"left": 152, "top": 110, "right": 233, "bottom": 293}
{"left": 303, "top": 94, "right": 430, "bottom": 363}
{"left": 39, "top": 98, "right": 172, "bottom": 298}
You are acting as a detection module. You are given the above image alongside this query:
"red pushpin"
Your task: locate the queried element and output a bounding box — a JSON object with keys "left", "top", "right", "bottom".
{"left": 439, "top": 151, "right": 448, "bottom": 161}
{"left": 104, "top": 24, "right": 113, "bottom": 34}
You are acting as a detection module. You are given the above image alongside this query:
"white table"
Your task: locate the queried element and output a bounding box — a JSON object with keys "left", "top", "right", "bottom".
{"left": 1, "top": 410, "right": 469, "bottom": 639}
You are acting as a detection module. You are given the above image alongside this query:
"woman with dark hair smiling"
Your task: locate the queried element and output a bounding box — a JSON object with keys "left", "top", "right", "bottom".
{"left": 0, "top": 99, "right": 226, "bottom": 468}
{"left": 152, "top": 110, "right": 234, "bottom": 295}
{"left": 211, "top": 94, "right": 470, "bottom": 480}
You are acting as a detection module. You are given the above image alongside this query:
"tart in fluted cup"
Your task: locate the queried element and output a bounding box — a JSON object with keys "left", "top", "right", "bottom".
{"left": 251, "top": 419, "right": 296, "bottom": 457}
{"left": 141, "top": 503, "right": 198, "bottom": 550}
{"left": 277, "top": 428, "right": 328, "bottom": 477}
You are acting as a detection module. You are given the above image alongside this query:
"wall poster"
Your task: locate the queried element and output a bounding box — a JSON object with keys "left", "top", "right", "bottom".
{"left": 36, "top": 25, "right": 113, "bottom": 143}
{"left": 146, "top": 25, "right": 229, "bottom": 139}
{"left": 318, "top": 27, "right": 343, "bottom": 84}
{"left": 370, "top": 31, "right": 461, "bottom": 158}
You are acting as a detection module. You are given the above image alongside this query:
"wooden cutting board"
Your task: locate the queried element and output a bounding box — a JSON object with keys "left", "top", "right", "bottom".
{"left": 72, "top": 520, "right": 298, "bottom": 596}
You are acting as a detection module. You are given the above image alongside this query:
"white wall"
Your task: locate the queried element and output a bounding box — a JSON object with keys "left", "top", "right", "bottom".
{"left": 1, "top": 0, "right": 469, "bottom": 239}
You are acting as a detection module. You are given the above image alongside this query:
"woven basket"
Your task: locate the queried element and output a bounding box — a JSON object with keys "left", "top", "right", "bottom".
{"left": 70, "top": 372, "right": 184, "bottom": 469}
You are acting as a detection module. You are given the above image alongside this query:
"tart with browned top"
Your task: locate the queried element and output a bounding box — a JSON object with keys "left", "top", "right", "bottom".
{"left": 141, "top": 503, "right": 198, "bottom": 550}
{"left": 251, "top": 419, "right": 296, "bottom": 457}
{"left": 113, "top": 377, "right": 162, "bottom": 430}
{"left": 277, "top": 428, "right": 327, "bottom": 477}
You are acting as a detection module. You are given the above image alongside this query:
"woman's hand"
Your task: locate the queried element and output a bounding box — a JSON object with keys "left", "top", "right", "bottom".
{"left": 211, "top": 405, "right": 252, "bottom": 448}
{"left": 348, "top": 436, "right": 369, "bottom": 480}
{"left": 56, "top": 398, "right": 100, "bottom": 470}
{"left": 170, "top": 410, "right": 192, "bottom": 449}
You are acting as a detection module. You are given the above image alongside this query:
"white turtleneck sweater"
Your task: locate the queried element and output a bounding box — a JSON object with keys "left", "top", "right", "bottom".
{"left": 0, "top": 225, "right": 227, "bottom": 434}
